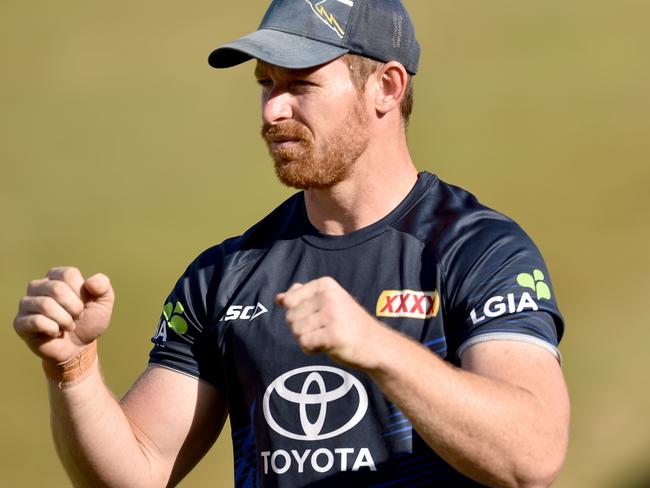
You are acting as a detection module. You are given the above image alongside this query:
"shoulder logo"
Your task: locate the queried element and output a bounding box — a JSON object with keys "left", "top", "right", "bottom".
{"left": 220, "top": 302, "right": 269, "bottom": 323}
{"left": 305, "top": 0, "right": 354, "bottom": 39}
{"left": 163, "top": 301, "right": 188, "bottom": 334}
{"left": 516, "top": 269, "right": 551, "bottom": 300}
{"left": 470, "top": 269, "right": 552, "bottom": 325}
{"left": 153, "top": 300, "right": 188, "bottom": 343}
{"left": 376, "top": 290, "right": 440, "bottom": 319}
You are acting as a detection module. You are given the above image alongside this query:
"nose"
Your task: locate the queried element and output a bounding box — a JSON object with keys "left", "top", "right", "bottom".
{"left": 262, "top": 88, "right": 293, "bottom": 125}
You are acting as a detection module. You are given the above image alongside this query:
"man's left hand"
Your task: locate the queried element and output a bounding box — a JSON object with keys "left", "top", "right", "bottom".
{"left": 276, "top": 277, "right": 389, "bottom": 370}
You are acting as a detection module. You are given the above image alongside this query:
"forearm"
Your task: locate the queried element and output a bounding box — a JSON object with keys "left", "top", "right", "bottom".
{"left": 47, "top": 362, "right": 164, "bottom": 488}
{"left": 278, "top": 278, "right": 568, "bottom": 486}
{"left": 15, "top": 269, "right": 207, "bottom": 486}
{"left": 366, "top": 329, "right": 567, "bottom": 488}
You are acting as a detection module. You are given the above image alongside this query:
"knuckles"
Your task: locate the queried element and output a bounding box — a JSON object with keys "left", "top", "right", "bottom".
{"left": 12, "top": 314, "right": 24, "bottom": 334}
{"left": 26, "top": 279, "right": 43, "bottom": 294}
{"left": 29, "top": 314, "right": 49, "bottom": 330}
{"left": 37, "top": 296, "right": 56, "bottom": 315}
{"left": 18, "top": 295, "right": 32, "bottom": 312}
{"left": 298, "top": 334, "right": 326, "bottom": 355}
{"left": 319, "top": 287, "right": 339, "bottom": 303}
{"left": 298, "top": 335, "right": 314, "bottom": 352}
{"left": 14, "top": 314, "right": 48, "bottom": 336}
{"left": 47, "top": 280, "right": 69, "bottom": 301}
{"left": 47, "top": 266, "right": 81, "bottom": 282}
{"left": 284, "top": 309, "right": 298, "bottom": 326}
{"left": 281, "top": 295, "right": 300, "bottom": 310}
{"left": 29, "top": 278, "right": 79, "bottom": 309}
{"left": 316, "top": 276, "right": 338, "bottom": 291}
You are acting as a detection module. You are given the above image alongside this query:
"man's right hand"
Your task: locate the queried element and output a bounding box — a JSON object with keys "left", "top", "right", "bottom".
{"left": 14, "top": 267, "right": 114, "bottom": 364}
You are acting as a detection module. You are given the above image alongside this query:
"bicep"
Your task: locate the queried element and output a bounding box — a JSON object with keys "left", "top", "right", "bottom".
{"left": 461, "top": 340, "right": 570, "bottom": 433}
{"left": 120, "top": 365, "right": 228, "bottom": 486}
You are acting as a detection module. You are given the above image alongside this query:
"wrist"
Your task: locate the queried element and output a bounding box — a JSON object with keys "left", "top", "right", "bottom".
{"left": 42, "top": 341, "right": 98, "bottom": 389}
{"left": 363, "top": 324, "right": 426, "bottom": 379}
{"left": 360, "top": 321, "right": 400, "bottom": 373}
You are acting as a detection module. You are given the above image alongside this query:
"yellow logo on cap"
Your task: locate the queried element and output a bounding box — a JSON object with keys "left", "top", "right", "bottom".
{"left": 305, "top": 0, "right": 354, "bottom": 39}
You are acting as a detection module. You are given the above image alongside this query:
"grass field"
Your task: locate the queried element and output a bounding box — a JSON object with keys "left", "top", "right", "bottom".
{"left": 1, "top": 1, "right": 649, "bottom": 486}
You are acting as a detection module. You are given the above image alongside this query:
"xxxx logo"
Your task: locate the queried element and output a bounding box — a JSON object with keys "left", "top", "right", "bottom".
{"left": 376, "top": 290, "right": 440, "bottom": 319}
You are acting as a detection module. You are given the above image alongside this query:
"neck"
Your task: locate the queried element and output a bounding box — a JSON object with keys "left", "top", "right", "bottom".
{"left": 303, "top": 140, "right": 418, "bottom": 235}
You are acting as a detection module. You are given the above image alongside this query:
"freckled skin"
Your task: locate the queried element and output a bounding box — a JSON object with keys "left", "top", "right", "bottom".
{"left": 257, "top": 60, "right": 370, "bottom": 189}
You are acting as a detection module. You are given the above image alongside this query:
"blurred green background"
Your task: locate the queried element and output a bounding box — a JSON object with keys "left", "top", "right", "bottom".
{"left": 2, "top": 1, "right": 648, "bottom": 486}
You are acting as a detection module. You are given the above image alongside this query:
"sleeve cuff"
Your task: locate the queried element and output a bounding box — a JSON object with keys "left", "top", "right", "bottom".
{"left": 457, "top": 332, "right": 562, "bottom": 365}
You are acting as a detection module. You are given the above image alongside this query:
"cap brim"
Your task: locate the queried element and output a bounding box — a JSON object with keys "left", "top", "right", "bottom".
{"left": 208, "top": 29, "right": 349, "bottom": 70}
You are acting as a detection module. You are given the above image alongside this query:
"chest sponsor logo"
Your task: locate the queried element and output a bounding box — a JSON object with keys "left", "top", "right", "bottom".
{"left": 263, "top": 366, "right": 368, "bottom": 441}
{"left": 469, "top": 269, "right": 552, "bottom": 325}
{"left": 376, "top": 290, "right": 440, "bottom": 319}
{"left": 220, "top": 302, "right": 268, "bottom": 322}
{"left": 261, "top": 366, "right": 375, "bottom": 475}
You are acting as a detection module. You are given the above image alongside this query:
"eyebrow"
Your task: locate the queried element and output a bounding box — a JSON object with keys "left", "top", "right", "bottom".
{"left": 254, "top": 63, "right": 318, "bottom": 80}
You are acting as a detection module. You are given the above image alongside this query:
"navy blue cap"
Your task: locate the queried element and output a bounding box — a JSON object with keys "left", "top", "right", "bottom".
{"left": 208, "top": 0, "right": 420, "bottom": 75}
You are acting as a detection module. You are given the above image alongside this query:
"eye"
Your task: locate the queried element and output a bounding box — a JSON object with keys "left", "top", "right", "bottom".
{"left": 289, "top": 79, "right": 316, "bottom": 92}
{"left": 256, "top": 78, "right": 272, "bottom": 88}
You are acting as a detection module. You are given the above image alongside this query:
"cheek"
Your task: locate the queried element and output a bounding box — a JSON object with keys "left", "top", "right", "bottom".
{"left": 302, "top": 91, "right": 361, "bottom": 132}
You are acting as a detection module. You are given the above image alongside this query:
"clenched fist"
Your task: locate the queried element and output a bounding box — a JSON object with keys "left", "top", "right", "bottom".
{"left": 14, "top": 267, "right": 114, "bottom": 364}
{"left": 276, "top": 277, "right": 391, "bottom": 371}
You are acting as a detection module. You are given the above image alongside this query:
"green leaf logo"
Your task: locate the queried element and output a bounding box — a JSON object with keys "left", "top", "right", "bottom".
{"left": 162, "top": 301, "right": 188, "bottom": 335}
{"left": 163, "top": 302, "right": 173, "bottom": 321}
{"left": 516, "top": 269, "right": 552, "bottom": 300}
{"left": 517, "top": 273, "right": 536, "bottom": 291}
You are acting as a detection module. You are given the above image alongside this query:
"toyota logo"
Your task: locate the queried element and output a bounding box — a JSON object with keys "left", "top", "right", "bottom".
{"left": 263, "top": 366, "right": 369, "bottom": 441}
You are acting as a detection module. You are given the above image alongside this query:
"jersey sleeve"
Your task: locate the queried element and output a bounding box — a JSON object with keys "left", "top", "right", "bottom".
{"left": 148, "top": 247, "right": 224, "bottom": 389}
{"left": 441, "top": 216, "right": 564, "bottom": 363}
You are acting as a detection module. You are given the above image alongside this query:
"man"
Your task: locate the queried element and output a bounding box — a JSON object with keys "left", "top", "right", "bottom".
{"left": 13, "top": 1, "right": 569, "bottom": 487}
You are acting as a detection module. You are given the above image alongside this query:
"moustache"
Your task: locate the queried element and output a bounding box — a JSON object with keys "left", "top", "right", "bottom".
{"left": 261, "top": 121, "right": 312, "bottom": 143}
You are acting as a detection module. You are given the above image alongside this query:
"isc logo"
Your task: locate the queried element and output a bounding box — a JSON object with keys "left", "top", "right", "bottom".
{"left": 376, "top": 290, "right": 440, "bottom": 319}
{"left": 220, "top": 302, "right": 268, "bottom": 323}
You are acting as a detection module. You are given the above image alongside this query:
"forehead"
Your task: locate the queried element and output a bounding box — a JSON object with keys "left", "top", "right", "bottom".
{"left": 254, "top": 58, "right": 349, "bottom": 79}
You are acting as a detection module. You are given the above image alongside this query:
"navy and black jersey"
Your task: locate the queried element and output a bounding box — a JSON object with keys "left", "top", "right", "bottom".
{"left": 149, "top": 171, "right": 563, "bottom": 488}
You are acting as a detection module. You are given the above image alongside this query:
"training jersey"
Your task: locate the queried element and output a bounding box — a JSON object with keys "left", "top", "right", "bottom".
{"left": 149, "top": 171, "right": 563, "bottom": 487}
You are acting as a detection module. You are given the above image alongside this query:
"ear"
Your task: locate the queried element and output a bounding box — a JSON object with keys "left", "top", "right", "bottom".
{"left": 373, "top": 62, "right": 409, "bottom": 116}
